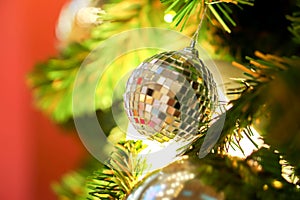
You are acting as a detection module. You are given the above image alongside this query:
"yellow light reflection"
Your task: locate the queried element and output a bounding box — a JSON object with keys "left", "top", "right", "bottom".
{"left": 272, "top": 180, "right": 283, "bottom": 189}
{"left": 164, "top": 11, "right": 176, "bottom": 23}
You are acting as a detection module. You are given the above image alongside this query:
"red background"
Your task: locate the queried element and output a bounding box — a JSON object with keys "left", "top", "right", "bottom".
{"left": 0, "top": 0, "right": 88, "bottom": 199}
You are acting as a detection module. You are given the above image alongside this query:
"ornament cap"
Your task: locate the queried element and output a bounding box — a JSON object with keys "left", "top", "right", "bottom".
{"left": 183, "top": 46, "right": 199, "bottom": 57}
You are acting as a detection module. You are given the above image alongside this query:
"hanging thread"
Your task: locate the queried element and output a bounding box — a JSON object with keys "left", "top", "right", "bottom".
{"left": 190, "top": 4, "right": 208, "bottom": 48}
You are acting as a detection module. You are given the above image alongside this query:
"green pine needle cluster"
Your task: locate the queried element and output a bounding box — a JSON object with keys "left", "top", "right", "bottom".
{"left": 52, "top": 170, "right": 92, "bottom": 200}
{"left": 87, "top": 140, "right": 147, "bottom": 200}
{"left": 186, "top": 51, "right": 300, "bottom": 199}
{"left": 188, "top": 147, "right": 300, "bottom": 200}
{"left": 51, "top": 140, "right": 147, "bottom": 200}
{"left": 27, "top": 0, "right": 166, "bottom": 123}
{"left": 287, "top": 2, "right": 300, "bottom": 44}
{"left": 161, "top": 0, "right": 254, "bottom": 32}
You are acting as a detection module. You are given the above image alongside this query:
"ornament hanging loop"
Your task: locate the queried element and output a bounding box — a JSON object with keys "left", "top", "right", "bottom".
{"left": 189, "top": 4, "right": 208, "bottom": 49}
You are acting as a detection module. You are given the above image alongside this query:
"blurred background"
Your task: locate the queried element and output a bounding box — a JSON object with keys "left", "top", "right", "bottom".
{"left": 0, "top": 0, "right": 87, "bottom": 199}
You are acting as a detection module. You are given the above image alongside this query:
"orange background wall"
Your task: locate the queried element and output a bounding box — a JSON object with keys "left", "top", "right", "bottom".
{"left": 0, "top": 0, "right": 88, "bottom": 199}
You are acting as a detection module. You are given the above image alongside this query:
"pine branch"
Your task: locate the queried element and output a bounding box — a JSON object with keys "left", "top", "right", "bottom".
{"left": 27, "top": 43, "right": 89, "bottom": 122}
{"left": 51, "top": 157, "right": 100, "bottom": 200}
{"left": 186, "top": 51, "right": 300, "bottom": 191}
{"left": 87, "top": 140, "right": 147, "bottom": 200}
{"left": 52, "top": 170, "right": 92, "bottom": 200}
{"left": 160, "top": 0, "right": 254, "bottom": 32}
{"left": 287, "top": 1, "right": 300, "bottom": 44}
{"left": 188, "top": 148, "right": 300, "bottom": 200}
{"left": 27, "top": 0, "right": 164, "bottom": 123}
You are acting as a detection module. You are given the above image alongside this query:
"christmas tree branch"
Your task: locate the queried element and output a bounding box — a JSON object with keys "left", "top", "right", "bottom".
{"left": 27, "top": 0, "right": 164, "bottom": 123}
{"left": 87, "top": 140, "right": 147, "bottom": 200}
{"left": 186, "top": 51, "right": 300, "bottom": 191}
{"left": 161, "top": 0, "right": 254, "bottom": 32}
{"left": 188, "top": 148, "right": 300, "bottom": 200}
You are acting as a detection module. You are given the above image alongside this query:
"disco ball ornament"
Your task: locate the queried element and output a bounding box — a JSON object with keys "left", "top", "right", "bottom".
{"left": 124, "top": 47, "right": 218, "bottom": 143}
{"left": 126, "top": 157, "right": 224, "bottom": 200}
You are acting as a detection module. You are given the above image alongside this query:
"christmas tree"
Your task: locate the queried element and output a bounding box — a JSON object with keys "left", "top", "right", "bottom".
{"left": 27, "top": 0, "right": 300, "bottom": 199}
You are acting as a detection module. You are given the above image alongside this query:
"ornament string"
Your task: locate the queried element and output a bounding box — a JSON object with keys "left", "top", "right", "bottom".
{"left": 190, "top": 5, "right": 208, "bottom": 48}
